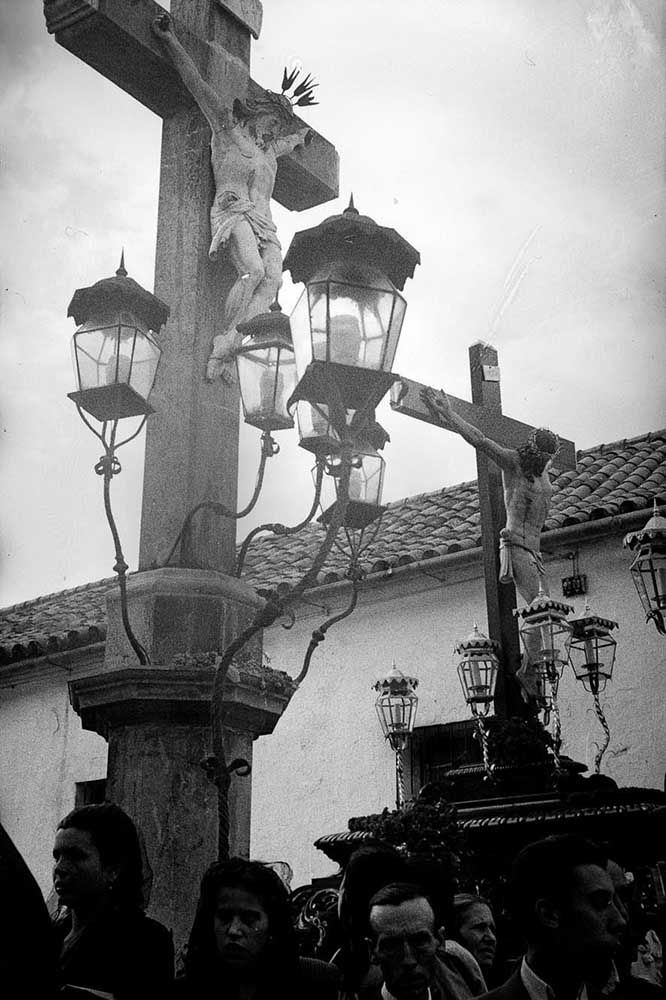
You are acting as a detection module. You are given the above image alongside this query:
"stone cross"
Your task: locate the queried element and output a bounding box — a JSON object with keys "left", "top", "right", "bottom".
{"left": 45, "top": 0, "right": 338, "bottom": 574}
{"left": 45, "top": 0, "right": 339, "bottom": 949}
{"left": 391, "top": 342, "right": 576, "bottom": 716}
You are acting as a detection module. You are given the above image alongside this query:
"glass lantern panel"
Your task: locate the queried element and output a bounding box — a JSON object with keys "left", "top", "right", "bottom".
{"left": 383, "top": 293, "right": 407, "bottom": 371}
{"left": 73, "top": 325, "right": 122, "bottom": 391}
{"left": 327, "top": 282, "right": 397, "bottom": 372}
{"left": 520, "top": 615, "right": 571, "bottom": 668}
{"left": 308, "top": 283, "right": 329, "bottom": 364}
{"left": 642, "top": 551, "right": 666, "bottom": 611}
{"left": 297, "top": 402, "right": 343, "bottom": 453}
{"left": 237, "top": 346, "right": 297, "bottom": 428}
{"left": 122, "top": 328, "right": 161, "bottom": 400}
{"left": 290, "top": 288, "right": 315, "bottom": 379}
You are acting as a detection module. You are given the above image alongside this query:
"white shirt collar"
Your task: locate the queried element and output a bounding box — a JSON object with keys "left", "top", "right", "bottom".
{"left": 381, "top": 984, "right": 431, "bottom": 1000}
{"left": 520, "top": 957, "right": 589, "bottom": 1000}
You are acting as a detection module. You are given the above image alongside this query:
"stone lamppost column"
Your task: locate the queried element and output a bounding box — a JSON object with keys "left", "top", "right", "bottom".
{"left": 70, "top": 573, "right": 296, "bottom": 950}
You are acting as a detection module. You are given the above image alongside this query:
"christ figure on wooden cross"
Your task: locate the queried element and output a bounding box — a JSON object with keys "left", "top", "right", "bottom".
{"left": 153, "top": 14, "right": 312, "bottom": 381}
{"left": 422, "top": 386, "right": 560, "bottom": 604}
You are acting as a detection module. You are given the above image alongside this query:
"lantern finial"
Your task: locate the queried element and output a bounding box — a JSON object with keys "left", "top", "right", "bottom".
{"left": 345, "top": 193, "right": 359, "bottom": 216}
{"left": 116, "top": 249, "right": 127, "bottom": 278}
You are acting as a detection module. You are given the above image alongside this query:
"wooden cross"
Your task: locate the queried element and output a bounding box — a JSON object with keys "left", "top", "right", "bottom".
{"left": 391, "top": 342, "right": 576, "bottom": 717}
{"left": 45, "top": 0, "right": 339, "bottom": 573}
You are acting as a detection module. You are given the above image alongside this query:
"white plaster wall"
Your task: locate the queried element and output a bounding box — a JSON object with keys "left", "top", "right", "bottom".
{"left": 251, "top": 533, "right": 666, "bottom": 887}
{"left": 0, "top": 666, "right": 107, "bottom": 895}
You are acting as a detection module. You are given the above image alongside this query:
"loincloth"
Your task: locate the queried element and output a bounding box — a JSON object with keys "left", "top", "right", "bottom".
{"left": 498, "top": 528, "right": 545, "bottom": 585}
{"left": 209, "top": 191, "right": 280, "bottom": 260}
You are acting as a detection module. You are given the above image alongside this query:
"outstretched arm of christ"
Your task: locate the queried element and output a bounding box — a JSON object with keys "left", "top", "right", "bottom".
{"left": 152, "top": 15, "right": 231, "bottom": 132}
{"left": 421, "top": 387, "right": 518, "bottom": 473}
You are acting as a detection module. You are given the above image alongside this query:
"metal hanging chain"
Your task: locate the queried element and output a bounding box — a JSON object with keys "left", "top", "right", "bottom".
{"left": 294, "top": 566, "right": 363, "bottom": 686}
{"left": 592, "top": 691, "right": 611, "bottom": 775}
{"left": 235, "top": 457, "right": 326, "bottom": 577}
{"left": 163, "top": 430, "right": 279, "bottom": 567}
{"left": 80, "top": 408, "right": 150, "bottom": 667}
{"left": 213, "top": 448, "right": 354, "bottom": 860}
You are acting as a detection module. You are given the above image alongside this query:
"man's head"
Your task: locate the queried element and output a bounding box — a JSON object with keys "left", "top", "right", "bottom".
{"left": 606, "top": 858, "right": 640, "bottom": 975}
{"left": 368, "top": 883, "right": 443, "bottom": 1000}
{"left": 508, "top": 836, "right": 626, "bottom": 976}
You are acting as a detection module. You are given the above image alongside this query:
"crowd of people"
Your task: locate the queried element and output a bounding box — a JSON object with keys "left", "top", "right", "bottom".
{"left": 0, "top": 803, "right": 663, "bottom": 999}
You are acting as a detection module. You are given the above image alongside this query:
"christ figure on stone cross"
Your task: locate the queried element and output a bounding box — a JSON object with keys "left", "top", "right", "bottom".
{"left": 153, "top": 15, "right": 312, "bottom": 381}
{"left": 421, "top": 387, "right": 560, "bottom": 603}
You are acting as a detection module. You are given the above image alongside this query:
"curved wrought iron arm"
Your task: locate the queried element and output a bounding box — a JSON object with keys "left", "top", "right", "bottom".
{"left": 95, "top": 420, "right": 150, "bottom": 666}
{"left": 235, "top": 458, "right": 326, "bottom": 577}
{"left": 294, "top": 571, "right": 361, "bottom": 686}
{"left": 164, "top": 431, "right": 278, "bottom": 567}
{"left": 212, "top": 448, "right": 353, "bottom": 860}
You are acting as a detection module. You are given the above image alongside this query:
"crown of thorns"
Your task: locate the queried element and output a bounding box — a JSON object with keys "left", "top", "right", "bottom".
{"left": 280, "top": 67, "right": 318, "bottom": 107}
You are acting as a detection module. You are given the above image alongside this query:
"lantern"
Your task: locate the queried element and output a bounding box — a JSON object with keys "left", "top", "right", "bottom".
{"left": 514, "top": 590, "right": 573, "bottom": 749}
{"left": 284, "top": 197, "right": 420, "bottom": 437}
{"left": 455, "top": 625, "right": 500, "bottom": 718}
{"left": 317, "top": 447, "right": 386, "bottom": 530}
{"left": 568, "top": 603, "right": 618, "bottom": 695}
{"left": 514, "top": 589, "right": 573, "bottom": 678}
{"left": 374, "top": 664, "right": 419, "bottom": 810}
{"left": 235, "top": 303, "right": 297, "bottom": 432}
{"left": 67, "top": 255, "right": 167, "bottom": 421}
{"left": 624, "top": 501, "right": 666, "bottom": 636}
{"left": 373, "top": 665, "right": 419, "bottom": 753}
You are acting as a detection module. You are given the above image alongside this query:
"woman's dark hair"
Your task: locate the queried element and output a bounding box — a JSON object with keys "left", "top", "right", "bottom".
{"left": 184, "top": 858, "right": 298, "bottom": 988}
{"left": 340, "top": 845, "right": 406, "bottom": 937}
{"left": 336, "top": 845, "right": 406, "bottom": 990}
{"left": 57, "top": 803, "right": 144, "bottom": 911}
{"left": 403, "top": 855, "right": 455, "bottom": 934}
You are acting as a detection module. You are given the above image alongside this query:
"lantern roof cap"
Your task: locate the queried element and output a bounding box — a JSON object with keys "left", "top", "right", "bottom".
{"left": 455, "top": 623, "right": 499, "bottom": 656}
{"left": 283, "top": 195, "right": 421, "bottom": 291}
{"left": 67, "top": 254, "right": 170, "bottom": 332}
{"left": 373, "top": 662, "right": 418, "bottom": 693}
{"left": 570, "top": 601, "right": 618, "bottom": 634}
{"left": 514, "top": 588, "right": 574, "bottom": 621}
{"left": 624, "top": 499, "right": 666, "bottom": 549}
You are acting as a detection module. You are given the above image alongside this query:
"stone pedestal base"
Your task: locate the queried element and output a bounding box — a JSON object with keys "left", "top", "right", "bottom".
{"left": 70, "top": 568, "right": 295, "bottom": 952}
{"left": 104, "top": 567, "right": 264, "bottom": 668}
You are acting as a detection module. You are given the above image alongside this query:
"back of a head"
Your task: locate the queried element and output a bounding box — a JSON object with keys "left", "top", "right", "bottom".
{"left": 403, "top": 855, "right": 455, "bottom": 933}
{"left": 185, "top": 858, "right": 297, "bottom": 983}
{"left": 508, "top": 835, "right": 608, "bottom": 942}
{"left": 341, "top": 845, "right": 406, "bottom": 933}
{"left": 57, "top": 802, "right": 144, "bottom": 911}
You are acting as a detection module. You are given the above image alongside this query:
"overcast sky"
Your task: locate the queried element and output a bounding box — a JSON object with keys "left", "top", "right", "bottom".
{"left": 1, "top": 0, "right": 665, "bottom": 607}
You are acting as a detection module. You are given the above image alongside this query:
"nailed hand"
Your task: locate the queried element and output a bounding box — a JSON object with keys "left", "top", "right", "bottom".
{"left": 421, "top": 386, "right": 454, "bottom": 427}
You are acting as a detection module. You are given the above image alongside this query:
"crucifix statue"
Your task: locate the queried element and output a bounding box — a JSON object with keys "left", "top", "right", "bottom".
{"left": 153, "top": 13, "right": 315, "bottom": 381}
{"left": 391, "top": 342, "right": 576, "bottom": 712}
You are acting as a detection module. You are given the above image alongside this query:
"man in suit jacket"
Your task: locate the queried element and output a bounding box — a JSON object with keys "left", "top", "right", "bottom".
{"left": 482, "top": 836, "right": 627, "bottom": 1000}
